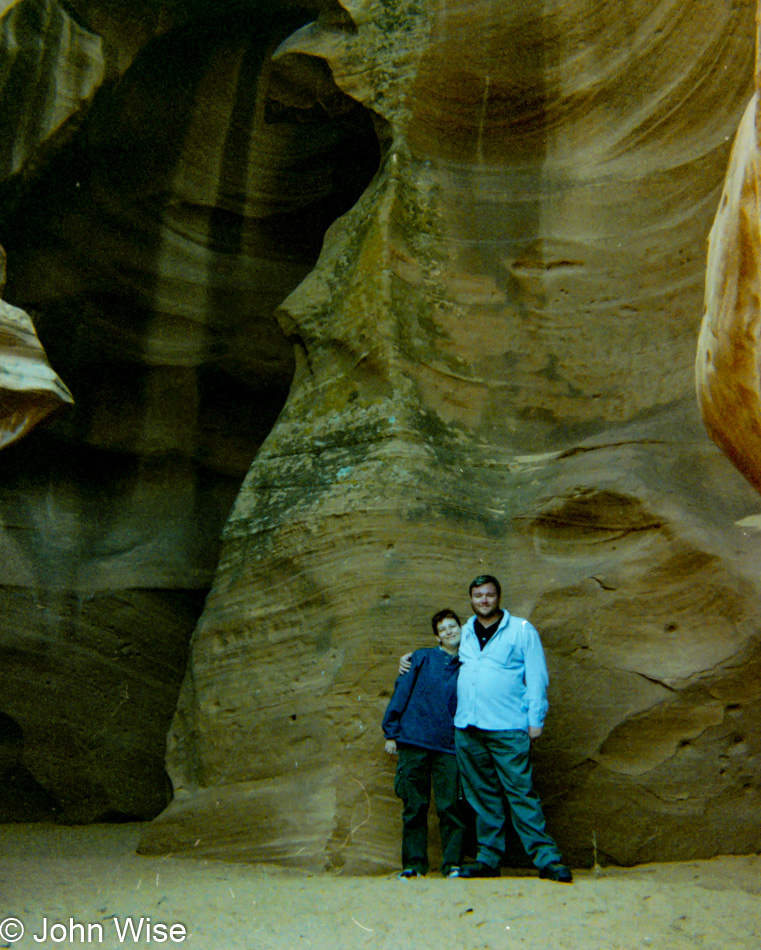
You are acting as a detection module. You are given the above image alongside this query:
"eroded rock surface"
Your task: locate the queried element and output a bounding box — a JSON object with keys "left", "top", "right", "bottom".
{"left": 139, "top": 0, "right": 761, "bottom": 869}
{"left": 697, "top": 82, "right": 761, "bottom": 496}
{"left": 0, "top": 0, "right": 105, "bottom": 180}
{"left": 0, "top": 0, "right": 378, "bottom": 820}
{"left": 0, "top": 296, "right": 73, "bottom": 448}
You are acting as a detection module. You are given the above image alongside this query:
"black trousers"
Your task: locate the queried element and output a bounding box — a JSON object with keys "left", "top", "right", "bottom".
{"left": 394, "top": 744, "right": 465, "bottom": 874}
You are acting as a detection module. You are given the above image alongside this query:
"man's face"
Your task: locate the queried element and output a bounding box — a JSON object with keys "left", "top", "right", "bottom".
{"left": 470, "top": 582, "right": 500, "bottom": 621}
{"left": 436, "top": 616, "right": 461, "bottom": 650}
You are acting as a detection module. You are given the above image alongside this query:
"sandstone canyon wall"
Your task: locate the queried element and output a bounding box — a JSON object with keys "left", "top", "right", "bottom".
{"left": 137, "top": 0, "right": 761, "bottom": 870}
{"left": 1, "top": 0, "right": 761, "bottom": 872}
{"left": 0, "top": 0, "right": 378, "bottom": 822}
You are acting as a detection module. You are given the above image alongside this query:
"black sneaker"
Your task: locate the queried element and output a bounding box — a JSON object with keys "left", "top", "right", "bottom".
{"left": 456, "top": 861, "right": 500, "bottom": 878}
{"left": 397, "top": 868, "right": 423, "bottom": 879}
{"left": 539, "top": 862, "right": 573, "bottom": 883}
{"left": 445, "top": 866, "right": 462, "bottom": 878}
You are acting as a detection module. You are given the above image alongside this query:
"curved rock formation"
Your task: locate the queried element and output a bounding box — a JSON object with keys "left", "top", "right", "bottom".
{"left": 697, "top": 78, "right": 761, "bottom": 495}
{"left": 0, "top": 296, "right": 72, "bottom": 447}
{"left": 139, "top": 0, "right": 761, "bottom": 869}
{"left": 0, "top": 0, "right": 378, "bottom": 820}
{"left": 0, "top": 0, "right": 105, "bottom": 180}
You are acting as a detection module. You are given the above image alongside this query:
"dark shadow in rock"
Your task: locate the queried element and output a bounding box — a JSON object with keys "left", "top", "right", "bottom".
{"left": 0, "top": 0, "right": 382, "bottom": 822}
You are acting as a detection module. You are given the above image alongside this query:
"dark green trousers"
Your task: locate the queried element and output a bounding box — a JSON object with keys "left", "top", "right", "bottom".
{"left": 455, "top": 726, "right": 562, "bottom": 870}
{"left": 394, "top": 744, "right": 465, "bottom": 875}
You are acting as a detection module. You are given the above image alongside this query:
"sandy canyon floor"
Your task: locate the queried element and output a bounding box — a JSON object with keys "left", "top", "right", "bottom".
{"left": 1, "top": 824, "right": 761, "bottom": 949}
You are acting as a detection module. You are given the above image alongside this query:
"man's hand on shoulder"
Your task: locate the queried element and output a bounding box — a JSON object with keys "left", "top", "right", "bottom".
{"left": 384, "top": 739, "right": 398, "bottom": 755}
{"left": 399, "top": 652, "right": 413, "bottom": 675}
{"left": 528, "top": 726, "right": 543, "bottom": 739}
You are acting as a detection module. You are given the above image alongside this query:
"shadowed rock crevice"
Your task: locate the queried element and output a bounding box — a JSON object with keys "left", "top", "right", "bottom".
{"left": 0, "top": 0, "right": 382, "bottom": 821}
{"left": 0, "top": 708, "right": 59, "bottom": 820}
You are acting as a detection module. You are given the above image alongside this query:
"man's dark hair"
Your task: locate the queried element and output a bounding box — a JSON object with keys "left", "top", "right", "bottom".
{"left": 431, "top": 608, "right": 461, "bottom": 635}
{"left": 469, "top": 574, "right": 502, "bottom": 597}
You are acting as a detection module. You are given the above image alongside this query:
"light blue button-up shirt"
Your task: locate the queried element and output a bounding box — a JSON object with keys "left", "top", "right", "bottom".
{"left": 454, "top": 610, "right": 549, "bottom": 732}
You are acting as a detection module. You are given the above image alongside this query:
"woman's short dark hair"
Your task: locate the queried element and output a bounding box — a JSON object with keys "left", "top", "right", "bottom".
{"left": 468, "top": 574, "right": 502, "bottom": 597}
{"left": 431, "top": 608, "right": 461, "bottom": 635}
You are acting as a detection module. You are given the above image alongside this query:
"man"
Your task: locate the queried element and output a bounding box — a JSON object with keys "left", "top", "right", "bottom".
{"left": 454, "top": 574, "right": 572, "bottom": 882}
{"left": 382, "top": 609, "right": 466, "bottom": 879}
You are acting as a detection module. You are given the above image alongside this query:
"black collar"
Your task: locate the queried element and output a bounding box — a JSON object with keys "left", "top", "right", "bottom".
{"left": 474, "top": 610, "right": 503, "bottom": 649}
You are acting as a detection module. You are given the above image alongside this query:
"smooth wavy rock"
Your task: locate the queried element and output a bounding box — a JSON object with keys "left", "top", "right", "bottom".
{"left": 0, "top": 298, "right": 72, "bottom": 447}
{"left": 0, "top": 2, "right": 378, "bottom": 821}
{"left": 140, "top": 0, "right": 761, "bottom": 870}
{"left": 697, "top": 89, "right": 761, "bottom": 495}
{"left": 0, "top": 0, "right": 105, "bottom": 179}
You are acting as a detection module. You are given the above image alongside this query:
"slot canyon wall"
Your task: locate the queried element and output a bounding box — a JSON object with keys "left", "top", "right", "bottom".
{"left": 0, "top": 0, "right": 378, "bottom": 822}
{"left": 2, "top": 0, "right": 761, "bottom": 872}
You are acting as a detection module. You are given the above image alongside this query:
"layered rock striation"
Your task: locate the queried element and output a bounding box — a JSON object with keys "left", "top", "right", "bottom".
{"left": 2, "top": 0, "right": 760, "bottom": 866}
{"left": 0, "top": 0, "right": 378, "bottom": 820}
{"left": 0, "top": 295, "right": 73, "bottom": 448}
{"left": 139, "top": 0, "right": 761, "bottom": 869}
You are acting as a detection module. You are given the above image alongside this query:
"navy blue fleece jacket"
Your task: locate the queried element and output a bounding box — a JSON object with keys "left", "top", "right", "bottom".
{"left": 382, "top": 647, "right": 460, "bottom": 754}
